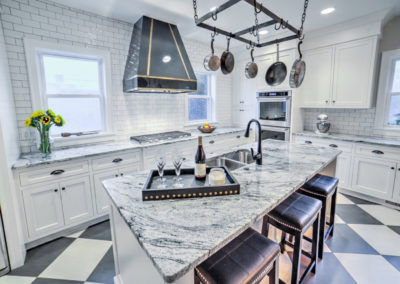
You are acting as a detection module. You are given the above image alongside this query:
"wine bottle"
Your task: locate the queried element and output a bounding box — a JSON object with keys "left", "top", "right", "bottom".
{"left": 195, "top": 136, "right": 206, "bottom": 179}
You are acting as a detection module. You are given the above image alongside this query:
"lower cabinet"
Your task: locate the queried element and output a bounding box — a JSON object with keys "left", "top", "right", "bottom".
{"left": 351, "top": 157, "right": 396, "bottom": 200}
{"left": 93, "top": 170, "right": 119, "bottom": 215}
{"left": 60, "top": 177, "right": 94, "bottom": 225}
{"left": 22, "top": 184, "right": 65, "bottom": 237}
{"left": 336, "top": 154, "right": 352, "bottom": 189}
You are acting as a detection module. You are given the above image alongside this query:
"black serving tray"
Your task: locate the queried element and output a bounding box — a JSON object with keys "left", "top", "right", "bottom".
{"left": 142, "top": 166, "right": 240, "bottom": 201}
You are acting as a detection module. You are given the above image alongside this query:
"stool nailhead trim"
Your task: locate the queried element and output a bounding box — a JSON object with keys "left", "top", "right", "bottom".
{"left": 299, "top": 187, "right": 327, "bottom": 198}
{"left": 250, "top": 261, "right": 275, "bottom": 284}
{"left": 195, "top": 267, "right": 210, "bottom": 284}
{"left": 267, "top": 214, "right": 302, "bottom": 232}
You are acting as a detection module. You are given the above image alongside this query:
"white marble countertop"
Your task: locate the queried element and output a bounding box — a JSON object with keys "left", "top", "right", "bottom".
{"left": 293, "top": 131, "right": 400, "bottom": 148}
{"left": 102, "top": 140, "right": 341, "bottom": 282}
{"left": 12, "top": 127, "right": 243, "bottom": 169}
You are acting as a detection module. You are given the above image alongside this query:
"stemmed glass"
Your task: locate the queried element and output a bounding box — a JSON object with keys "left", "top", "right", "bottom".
{"left": 157, "top": 157, "right": 166, "bottom": 189}
{"left": 173, "top": 156, "right": 184, "bottom": 187}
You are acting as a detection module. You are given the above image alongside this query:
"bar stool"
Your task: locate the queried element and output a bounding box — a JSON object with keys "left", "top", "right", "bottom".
{"left": 299, "top": 174, "right": 338, "bottom": 259}
{"left": 195, "top": 228, "right": 280, "bottom": 284}
{"left": 262, "top": 192, "right": 321, "bottom": 284}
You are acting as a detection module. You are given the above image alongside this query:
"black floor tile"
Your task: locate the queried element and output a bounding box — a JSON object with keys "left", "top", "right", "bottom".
{"left": 389, "top": 226, "right": 400, "bottom": 235}
{"left": 326, "top": 224, "right": 379, "bottom": 254}
{"left": 336, "top": 204, "right": 382, "bottom": 224}
{"left": 342, "top": 194, "right": 376, "bottom": 205}
{"left": 80, "top": 220, "right": 111, "bottom": 241}
{"left": 9, "top": 237, "right": 75, "bottom": 277}
{"left": 32, "top": 278, "right": 84, "bottom": 284}
{"left": 383, "top": 255, "right": 400, "bottom": 272}
{"left": 86, "top": 247, "right": 115, "bottom": 284}
{"left": 305, "top": 253, "right": 356, "bottom": 284}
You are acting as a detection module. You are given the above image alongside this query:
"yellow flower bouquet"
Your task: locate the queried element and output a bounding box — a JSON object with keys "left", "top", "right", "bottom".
{"left": 24, "top": 109, "right": 65, "bottom": 154}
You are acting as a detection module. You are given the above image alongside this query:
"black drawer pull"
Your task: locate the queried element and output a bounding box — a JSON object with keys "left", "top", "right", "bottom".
{"left": 50, "top": 169, "right": 65, "bottom": 175}
{"left": 329, "top": 144, "right": 338, "bottom": 148}
{"left": 236, "top": 135, "right": 241, "bottom": 139}
{"left": 112, "top": 158, "right": 123, "bottom": 163}
{"left": 391, "top": 167, "right": 395, "bottom": 170}
{"left": 372, "top": 150, "right": 384, "bottom": 155}
{"left": 62, "top": 187, "right": 66, "bottom": 191}
{"left": 209, "top": 140, "right": 215, "bottom": 144}
{"left": 305, "top": 140, "right": 312, "bottom": 144}
{"left": 54, "top": 189, "right": 58, "bottom": 192}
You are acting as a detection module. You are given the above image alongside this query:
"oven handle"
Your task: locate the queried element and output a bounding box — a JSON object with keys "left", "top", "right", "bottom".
{"left": 261, "top": 126, "right": 290, "bottom": 133}
{"left": 257, "top": 97, "right": 290, "bottom": 102}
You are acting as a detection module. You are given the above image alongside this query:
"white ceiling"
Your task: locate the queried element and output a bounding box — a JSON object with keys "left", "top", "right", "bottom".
{"left": 50, "top": 0, "right": 400, "bottom": 47}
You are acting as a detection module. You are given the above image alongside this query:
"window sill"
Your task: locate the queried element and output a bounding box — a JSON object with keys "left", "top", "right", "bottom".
{"left": 52, "top": 132, "right": 116, "bottom": 149}
{"left": 184, "top": 121, "right": 219, "bottom": 128}
{"left": 373, "top": 127, "right": 400, "bottom": 138}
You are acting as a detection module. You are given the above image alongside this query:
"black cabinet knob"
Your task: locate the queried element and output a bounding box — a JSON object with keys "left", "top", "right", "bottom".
{"left": 120, "top": 173, "right": 124, "bottom": 176}
{"left": 62, "top": 187, "right": 65, "bottom": 190}
{"left": 236, "top": 135, "right": 241, "bottom": 139}
{"left": 391, "top": 167, "right": 395, "bottom": 170}
{"left": 115, "top": 174, "right": 119, "bottom": 177}
{"left": 54, "top": 189, "right": 58, "bottom": 192}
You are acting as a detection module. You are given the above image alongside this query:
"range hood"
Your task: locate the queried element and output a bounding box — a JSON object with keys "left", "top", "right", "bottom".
{"left": 123, "top": 16, "right": 197, "bottom": 93}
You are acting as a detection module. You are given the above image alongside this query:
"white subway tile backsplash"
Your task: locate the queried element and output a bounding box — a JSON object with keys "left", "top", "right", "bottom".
{"left": 0, "top": 0, "right": 233, "bottom": 153}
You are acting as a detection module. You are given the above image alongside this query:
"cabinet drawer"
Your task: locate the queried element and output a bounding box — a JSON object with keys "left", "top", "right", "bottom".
{"left": 19, "top": 162, "right": 89, "bottom": 187}
{"left": 294, "top": 137, "right": 353, "bottom": 153}
{"left": 91, "top": 151, "right": 141, "bottom": 172}
{"left": 355, "top": 144, "right": 400, "bottom": 161}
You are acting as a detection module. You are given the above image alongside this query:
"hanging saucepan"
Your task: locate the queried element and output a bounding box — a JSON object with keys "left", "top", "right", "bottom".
{"left": 289, "top": 41, "right": 306, "bottom": 88}
{"left": 245, "top": 48, "right": 258, "bottom": 79}
{"left": 203, "top": 37, "right": 220, "bottom": 71}
{"left": 265, "top": 43, "right": 287, "bottom": 86}
{"left": 221, "top": 37, "right": 235, "bottom": 74}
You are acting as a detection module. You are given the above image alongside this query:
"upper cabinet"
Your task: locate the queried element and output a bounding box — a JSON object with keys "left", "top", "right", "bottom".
{"left": 298, "top": 36, "right": 378, "bottom": 108}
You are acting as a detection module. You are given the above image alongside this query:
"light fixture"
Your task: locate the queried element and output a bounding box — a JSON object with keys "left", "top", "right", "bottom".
{"left": 210, "top": 6, "right": 217, "bottom": 12}
{"left": 259, "top": 29, "right": 268, "bottom": 35}
{"left": 321, "top": 7, "right": 335, "bottom": 15}
{"left": 162, "top": 55, "right": 171, "bottom": 63}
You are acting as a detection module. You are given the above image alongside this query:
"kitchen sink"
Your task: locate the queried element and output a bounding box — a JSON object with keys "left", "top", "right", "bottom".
{"left": 206, "top": 149, "right": 255, "bottom": 171}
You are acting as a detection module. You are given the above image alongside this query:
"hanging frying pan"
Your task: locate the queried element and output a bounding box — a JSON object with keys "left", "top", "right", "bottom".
{"left": 245, "top": 48, "right": 258, "bottom": 79}
{"left": 203, "top": 37, "right": 220, "bottom": 71}
{"left": 265, "top": 43, "right": 287, "bottom": 86}
{"left": 289, "top": 41, "right": 306, "bottom": 88}
{"left": 221, "top": 37, "right": 235, "bottom": 74}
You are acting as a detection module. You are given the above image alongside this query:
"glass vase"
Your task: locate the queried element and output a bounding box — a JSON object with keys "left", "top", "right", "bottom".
{"left": 39, "top": 129, "right": 51, "bottom": 154}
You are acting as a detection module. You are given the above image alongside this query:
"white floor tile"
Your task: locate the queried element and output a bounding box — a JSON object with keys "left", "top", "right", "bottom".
{"left": 336, "top": 194, "right": 354, "bottom": 204}
{"left": 358, "top": 205, "right": 400, "bottom": 226}
{"left": 335, "top": 253, "right": 400, "bottom": 284}
{"left": 67, "top": 230, "right": 85, "bottom": 238}
{"left": 0, "top": 275, "right": 35, "bottom": 284}
{"left": 39, "top": 238, "right": 111, "bottom": 281}
{"left": 335, "top": 215, "right": 345, "bottom": 224}
{"left": 349, "top": 224, "right": 400, "bottom": 256}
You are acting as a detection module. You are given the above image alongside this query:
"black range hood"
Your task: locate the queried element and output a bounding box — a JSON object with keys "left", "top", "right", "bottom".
{"left": 123, "top": 16, "right": 197, "bottom": 93}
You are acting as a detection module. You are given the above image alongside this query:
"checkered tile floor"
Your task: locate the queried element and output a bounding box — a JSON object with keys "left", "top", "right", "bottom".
{"left": 1, "top": 193, "right": 400, "bottom": 284}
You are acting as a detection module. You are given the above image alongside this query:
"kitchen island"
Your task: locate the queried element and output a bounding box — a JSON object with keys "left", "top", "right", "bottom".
{"left": 103, "top": 140, "right": 341, "bottom": 284}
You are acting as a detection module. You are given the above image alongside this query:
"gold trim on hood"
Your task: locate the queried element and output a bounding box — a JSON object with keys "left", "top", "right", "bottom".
{"left": 169, "top": 24, "right": 191, "bottom": 80}
{"left": 134, "top": 75, "right": 197, "bottom": 82}
{"left": 146, "top": 18, "right": 154, "bottom": 76}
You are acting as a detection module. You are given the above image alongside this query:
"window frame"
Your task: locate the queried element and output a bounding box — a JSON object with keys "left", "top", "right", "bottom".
{"left": 24, "top": 39, "right": 114, "bottom": 146}
{"left": 375, "top": 48, "right": 400, "bottom": 136}
{"left": 185, "top": 71, "right": 215, "bottom": 125}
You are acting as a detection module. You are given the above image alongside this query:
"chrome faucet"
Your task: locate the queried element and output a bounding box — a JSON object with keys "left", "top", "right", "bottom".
{"left": 244, "top": 119, "right": 262, "bottom": 165}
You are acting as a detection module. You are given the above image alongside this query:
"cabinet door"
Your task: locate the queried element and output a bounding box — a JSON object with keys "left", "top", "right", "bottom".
{"left": 22, "top": 184, "right": 64, "bottom": 237}
{"left": 93, "top": 170, "right": 119, "bottom": 215}
{"left": 118, "top": 164, "right": 141, "bottom": 177}
{"left": 299, "top": 46, "right": 334, "bottom": 107}
{"left": 393, "top": 169, "right": 400, "bottom": 203}
{"left": 352, "top": 157, "right": 396, "bottom": 200}
{"left": 332, "top": 38, "right": 376, "bottom": 107}
{"left": 336, "top": 154, "right": 352, "bottom": 189}
{"left": 60, "top": 177, "right": 94, "bottom": 225}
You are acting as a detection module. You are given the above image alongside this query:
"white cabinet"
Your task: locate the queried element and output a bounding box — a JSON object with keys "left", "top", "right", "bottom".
{"left": 22, "top": 184, "right": 64, "bottom": 237}
{"left": 332, "top": 38, "right": 376, "bottom": 107}
{"left": 393, "top": 171, "right": 400, "bottom": 203}
{"left": 60, "top": 177, "right": 93, "bottom": 225}
{"left": 352, "top": 157, "right": 396, "bottom": 200}
{"left": 336, "top": 154, "right": 352, "bottom": 189}
{"left": 299, "top": 47, "right": 334, "bottom": 107}
{"left": 93, "top": 170, "right": 119, "bottom": 215}
{"left": 299, "top": 36, "right": 378, "bottom": 108}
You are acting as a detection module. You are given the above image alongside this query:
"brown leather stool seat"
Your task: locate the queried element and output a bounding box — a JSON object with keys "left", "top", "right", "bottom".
{"left": 263, "top": 192, "right": 322, "bottom": 284}
{"left": 299, "top": 174, "right": 339, "bottom": 259}
{"left": 195, "top": 228, "right": 280, "bottom": 284}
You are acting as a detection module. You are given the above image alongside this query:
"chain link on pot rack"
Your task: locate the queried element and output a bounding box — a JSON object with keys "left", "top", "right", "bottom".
{"left": 299, "top": 0, "right": 309, "bottom": 40}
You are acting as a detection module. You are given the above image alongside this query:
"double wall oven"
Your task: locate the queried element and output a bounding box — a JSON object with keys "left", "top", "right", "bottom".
{"left": 257, "top": 91, "right": 291, "bottom": 141}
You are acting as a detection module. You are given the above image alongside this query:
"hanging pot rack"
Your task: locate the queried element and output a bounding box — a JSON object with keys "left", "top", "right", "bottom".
{"left": 192, "top": 0, "right": 308, "bottom": 48}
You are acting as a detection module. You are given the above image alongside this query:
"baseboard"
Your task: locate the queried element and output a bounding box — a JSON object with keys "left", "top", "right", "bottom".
{"left": 114, "top": 274, "right": 123, "bottom": 284}
{"left": 339, "top": 188, "right": 400, "bottom": 210}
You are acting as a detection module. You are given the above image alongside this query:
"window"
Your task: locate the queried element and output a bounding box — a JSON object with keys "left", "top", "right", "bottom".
{"left": 375, "top": 49, "right": 400, "bottom": 134}
{"left": 187, "top": 72, "right": 214, "bottom": 123}
{"left": 25, "top": 39, "right": 112, "bottom": 141}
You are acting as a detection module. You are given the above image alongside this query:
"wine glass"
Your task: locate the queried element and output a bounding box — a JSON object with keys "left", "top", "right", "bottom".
{"left": 156, "top": 157, "right": 166, "bottom": 189}
{"left": 173, "top": 156, "right": 184, "bottom": 187}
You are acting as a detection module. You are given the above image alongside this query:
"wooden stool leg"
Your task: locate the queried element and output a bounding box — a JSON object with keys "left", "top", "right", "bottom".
{"left": 318, "top": 200, "right": 327, "bottom": 259}
{"left": 280, "top": 231, "right": 287, "bottom": 253}
{"left": 329, "top": 188, "right": 338, "bottom": 237}
{"left": 291, "top": 233, "right": 302, "bottom": 284}
{"left": 262, "top": 215, "right": 270, "bottom": 237}
{"left": 194, "top": 274, "right": 202, "bottom": 284}
{"left": 312, "top": 213, "right": 320, "bottom": 274}
{"left": 268, "top": 257, "right": 279, "bottom": 284}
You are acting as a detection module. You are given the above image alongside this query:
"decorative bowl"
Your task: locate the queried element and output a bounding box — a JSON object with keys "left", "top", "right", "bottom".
{"left": 198, "top": 126, "right": 216, "bottom": 133}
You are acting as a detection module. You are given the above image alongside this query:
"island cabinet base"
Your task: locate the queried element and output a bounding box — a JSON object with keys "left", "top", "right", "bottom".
{"left": 110, "top": 205, "right": 194, "bottom": 284}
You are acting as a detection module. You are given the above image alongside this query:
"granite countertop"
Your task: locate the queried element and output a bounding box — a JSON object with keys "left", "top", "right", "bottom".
{"left": 293, "top": 131, "right": 400, "bottom": 148}
{"left": 102, "top": 140, "right": 341, "bottom": 283}
{"left": 12, "top": 127, "right": 243, "bottom": 169}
